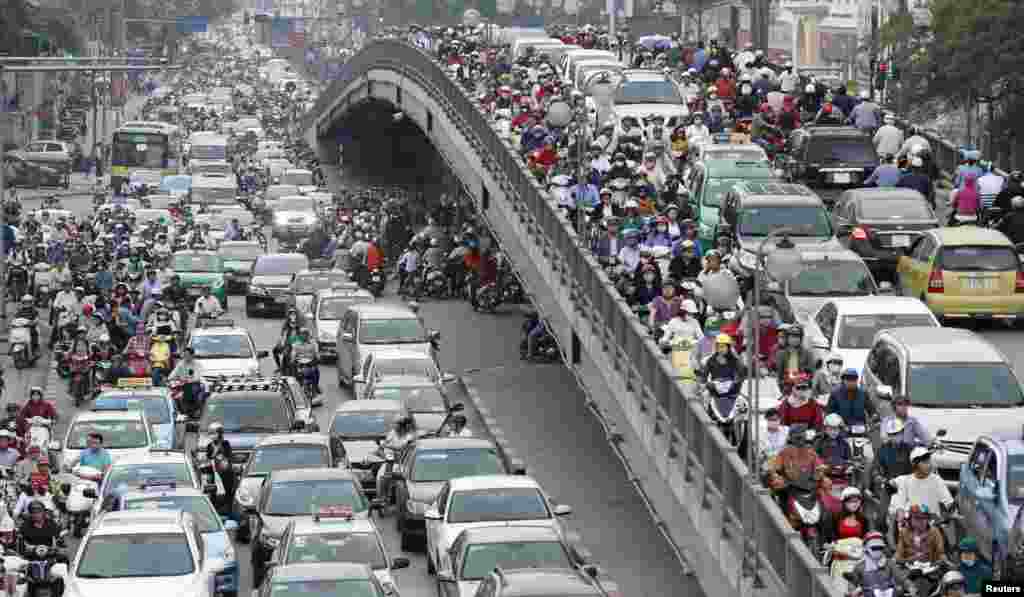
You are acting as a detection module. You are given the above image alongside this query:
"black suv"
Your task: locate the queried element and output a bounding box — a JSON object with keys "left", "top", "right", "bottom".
{"left": 779, "top": 125, "right": 879, "bottom": 204}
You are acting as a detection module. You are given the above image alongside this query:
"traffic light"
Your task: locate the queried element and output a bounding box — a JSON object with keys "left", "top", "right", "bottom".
{"left": 875, "top": 61, "right": 888, "bottom": 90}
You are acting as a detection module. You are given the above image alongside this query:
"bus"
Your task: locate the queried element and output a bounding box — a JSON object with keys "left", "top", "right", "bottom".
{"left": 110, "top": 123, "right": 181, "bottom": 191}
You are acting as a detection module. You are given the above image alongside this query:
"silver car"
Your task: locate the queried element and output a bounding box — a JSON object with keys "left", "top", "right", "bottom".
{"left": 271, "top": 195, "right": 319, "bottom": 241}
{"left": 336, "top": 303, "right": 439, "bottom": 386}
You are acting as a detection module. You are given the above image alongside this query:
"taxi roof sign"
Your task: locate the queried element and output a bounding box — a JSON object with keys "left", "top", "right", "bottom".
{"left": 198, "top": 318, "right": 235, "bottom": 328}
{"left": 313, "top": 504, "right": 353, "bottom": 522}
{"left": 117, "top": 378, "right": 153, "bottom": 388}
{"left": 141, "top": 479, "right": 178, "bottom": 491}
{"left": 94, "top": 397, "right": 145, "bottom": 412}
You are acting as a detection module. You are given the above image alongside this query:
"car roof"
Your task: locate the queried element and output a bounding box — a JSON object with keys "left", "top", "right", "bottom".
{"left": 257, "top": 253, "right": 308, "bottom": 263}
{"left": 71, "top": 410, "right": 147, "bottom": 423}
{"left": 372, "top": 375, "right": 438, "bottom": 388}
{"left": 497, "top": 569, "right": 598, "bottom": 595}
{"left": 841, "top": 188, "right": 927, "bottom": 202}
{"left": 413, "top": 437, "right": 497, "bottom": 450}
{"left": 797, "top": 246, "right": 865, "bottom": 263}
{"left": 93, "top": 509, "right": 189, "bottom": 535}
{"left": 270, "top": 467, "right": 358, "bottom": 482}
{"left": 272, "top": 562, "right": 374, "bottom": 583}
{"left": 191, "top": 324, "right": 249, "bottom": 337}
{"left": 290, "top": 515, "right": 376, "bottom": 535}
{"left": 881, "top": 327, "right": 1004, "bottom": 363}
{"left": 737, "top": 191, "right": 823, "bottom": 207}
{"left": 829, "top": 296, "right": 937, "bottom": 316}
{"left": 931, "top": 226, "right": 1013, "bottom": 247}
{"left": 255, "top": 433, "right": 332, "bottom": 448}
{"left": 703, "top": 160, "right": 777, "bottom": 178}
{"left": 110, "top": 450, "right": 188, "bottom": 466}
{"left": 334, "top": 399, "right": 406, "bottom": 414}
{"left": 174, "top": 249, "right": 218, "bottom": 257}
{"left": 457, "top": 525, "right": 561, "bottom": 545}
{"left": 803, "top": 125, "right": 867, "bottom": 137}
{"left": 218, "top": 240, "right": 263, "bottom": 249}
{"left": 121, "top": 486, "right": 207, "bottom": 501}
{"left": 316, "top": 288, "right": 374, "bottom": 300}
{"left": 448, "top": 475, "right": 540, "bottom": 491}
{"left": 348, "top": 303, "right": 418, "bottom": 318}
{"left": 620, "top": 69, "right": 670, "bottom": 81}
{"left": 370, "top": 348, "right": 434, "bottom": 361}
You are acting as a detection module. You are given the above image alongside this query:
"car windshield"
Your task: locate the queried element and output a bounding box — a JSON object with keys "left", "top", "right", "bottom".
{"left": 294, "top": 274, "right": 349, "bottom": 293}
{"left": 858, "top": 199, "right": 933, "bottom": 220}
{"left": 1005, "top": 454, "right": 1024, "bottom": 504}
{"left": 76, "top": 534, "right": 194, "bottom": 578}
{"left": 173, "top": 254, "right": 222, "bottom": 273}
{"left": 412, "top": 448, "right": 505, "bottom": 482}
{"left": 373, "top": 359, "right": 436, "bottom": 378}
{"left": 248, "top": 445, "right": 330, "bottom": 475}
{"left": 68, "top": 420, "right": 148, "bottom": 449}
{"left": 265, "top": 480, "right": 368, "bottom": 516}
{"left": 318, "top": 297, "right": 369, "bottom": 320}
{"left": 200, "top": 396, "right": 289, "bottom": 433}
{"left": 282, "top": 172, "right": 314, "bottom": 186}
{"left": 787, "top": 260, "right": 877, "bottom": 296}
{"left": 448, "top": 488, "right": 550, "bottom": 524}
{"left": 807, "top": 138, "right": 878, "bottom": 163}
{"left": 94, "top": 394, "right": 172, "bottom": 424}
{"left": 278, "top": 197, "right": 315, "bottom": 212}
{"left": 255, "top": 257, "right": 308, "bottom": 276}
{"left": 702, "top": 178, "right": 745, "bottom": 207}
{"left": 219, "top": 245, "right": 263, "bottom": 261}
{"left": 836, "top": 314, "right": 937, "bottom": 349}
{"left": 331, "top": 412, "right": 401, "bottom": 438}
{"left": 271, "top": 579, "right": 381, "bottom": 597}
{"left": 373, "top": 386, "right": 445, "bottom": 412}
{"left": 123, "top": 496, "right": 220, "bottom": 532}
{"left": 909, "top": 364, "right": 1024, "bottom": 407}
{"left": 359, "top": 318, "right": 425, "bottom": 344}
{"left": 285, "top": 532, "right": 386, "bottom": 569}
{"left": 103, "top": 463, "right": 190, "bottom": 498}
{"left": 460, "top": 541, "right": 572, "bottom": 580}
{"left": 614, "top": 80, "right": 682, "bottom": 104}
{"left": 191, "top": 334, "right": 253, "bottom": 358}
{"left": 940, "top": 246, "right": 1019, "bottom": 272}
{"left": 705, "top": 149, "right": 765, "bottom": 162}
{"left": 738, "top": 206, "right": 833, "bottom": 238}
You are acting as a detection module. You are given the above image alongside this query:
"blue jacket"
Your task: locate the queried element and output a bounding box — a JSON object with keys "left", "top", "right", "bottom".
{"left": 961, "top": 559, "right": 993, "bottom": 594}
{"left": 825, "top": 387, "right": 873, "bottom": 426}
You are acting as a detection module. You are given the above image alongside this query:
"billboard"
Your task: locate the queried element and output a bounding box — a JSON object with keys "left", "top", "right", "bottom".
{"left": 254, "top": 0, "right": 273, "bottom": 16}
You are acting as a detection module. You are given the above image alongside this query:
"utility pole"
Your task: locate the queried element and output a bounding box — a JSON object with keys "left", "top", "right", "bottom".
{"left": 0, "top": 62, "right": 5, "bottom": 325}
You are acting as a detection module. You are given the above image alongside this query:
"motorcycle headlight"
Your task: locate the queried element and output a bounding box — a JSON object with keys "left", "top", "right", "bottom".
{"left": 738, "top": 250, "right": 758, "bottom": 270}
{"left": 406, "top": 500, "right": 426, "bottom": 515}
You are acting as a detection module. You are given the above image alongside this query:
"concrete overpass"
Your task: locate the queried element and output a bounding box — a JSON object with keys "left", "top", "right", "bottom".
{"left": 301, "top": 39, "right": 840, "bottom": 597}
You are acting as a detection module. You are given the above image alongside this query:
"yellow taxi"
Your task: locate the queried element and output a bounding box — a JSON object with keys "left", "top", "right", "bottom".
{"left": 896, "top": 227, "right": 1024, "bottom": 322}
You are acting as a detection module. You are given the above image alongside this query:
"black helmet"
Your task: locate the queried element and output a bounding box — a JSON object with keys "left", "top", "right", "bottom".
{"left": 27, "top": 500, "right": 45, "bottom": 514}
{"left": 452, "top": 414, "right": 467, "bottom": 426}
{"left": 397, "top": 416, "right": 414, "bottom": 428}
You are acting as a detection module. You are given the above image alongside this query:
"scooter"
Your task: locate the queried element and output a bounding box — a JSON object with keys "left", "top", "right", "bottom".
{"left": 822, "top": 537, "right": 863, "bottom": 595}
{"left": 10, "top": 319, "right": 37, "bottom": 370}
{"left": 25, "top": 418, "right": 51, "bottom": 455}
{"left": 294, "top": 355, "right": 318, "bottom": 401}
{"left": 368, "top": 268, "right": 385, "bottom": 297}
{"left": 125, "top": 347, "right": 150, "bottom": 378}
{"left": 786, "top": 473, "right": 824, "bottom": 555}
{"left": 704, "top": 377, "right": 749, "bottom": 449}
{"left": 61, "top": 465, "right": 102, "bottom": 538}
{"left": 149, "top": 335, "right": 174, "bottom": 385}
{"left": 67, "top": 354, "right": 92, "bottom": 408}
{"left": 21, "top": 540, "right": 68, "bottom": 597}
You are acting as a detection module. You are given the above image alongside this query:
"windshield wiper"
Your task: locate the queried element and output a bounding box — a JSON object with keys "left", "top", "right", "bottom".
{"left": 229, "top": 425, "right": 281, "bottom": 433}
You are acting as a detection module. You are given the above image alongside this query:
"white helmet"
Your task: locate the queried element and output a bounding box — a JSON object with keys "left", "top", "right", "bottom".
{"left": 804, "top": 84, "right": 815, "bottom": 94}
{"left": 824, "top": 413, "right": 843, "bottom": 429}
{"left": 826, "top": 353, "right": 843, "bottom": 365}
{"left": 910, "top": 446, "right": 933, "bottom": 464}
{"left": 21, "top": 295, "right": 32, "bottom": 303}
{"left": 1013, "top": 196, "right": 1024, "bottom": 210}
{"left": 209, "top": 422, "right": 224, "bottom": 433}
{"left": 841, "top": 486, "right": 862, "bottom": 501}
{"left": 860, "top": 89, "right": 870, "bottom": 100}
{"left": 681, "top": 299, "right": 698, "bottom": 314}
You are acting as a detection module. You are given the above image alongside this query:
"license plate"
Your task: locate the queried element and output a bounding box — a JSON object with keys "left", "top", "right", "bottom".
{"left": 831, "top": 172, "right": 851, "bottom": 184}
{"left": 965, "top": 277, "right": 993, "bottom": 290}
{"left": 890, "top": 235, "right": 910, "bottom": 247}
{"left": 187, "top": 288, "right": 203, "bottom": 296}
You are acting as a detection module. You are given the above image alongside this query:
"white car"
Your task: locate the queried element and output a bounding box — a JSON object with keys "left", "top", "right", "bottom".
{"left": 57, "top": 510, "right": 218, "bottom": 597}
{"left": 424, "top": 475, "right": 572, "bottom": 576}
{"left": 57, "top": 410, "right": 153, "bottom": 470}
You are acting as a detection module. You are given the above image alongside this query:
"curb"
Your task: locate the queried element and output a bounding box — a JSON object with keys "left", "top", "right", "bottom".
{"left": 44, "top": 356, "right": 60, "bottom": 406}
{"left": 458, "top": 374, "right": 526, "bottom": 475}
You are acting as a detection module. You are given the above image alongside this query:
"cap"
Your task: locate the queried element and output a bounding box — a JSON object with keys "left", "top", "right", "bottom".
{"left": 910, "top": 446, "right": 933, "bottom": 464}
{"left": 841, "top": 368, "right": 859, "bottom": 379}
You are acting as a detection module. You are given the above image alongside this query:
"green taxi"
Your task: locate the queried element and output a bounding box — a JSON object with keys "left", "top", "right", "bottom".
{"left": 684, "top": 158, "right": 780, "bottom": 244}
{"left": 172, "top": 250, "right": 228, "bottom": 308}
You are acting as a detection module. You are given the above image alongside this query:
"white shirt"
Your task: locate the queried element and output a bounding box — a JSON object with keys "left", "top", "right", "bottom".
{"left": 888, "top": 473, "right": 953, "bottom": 516}
{"left": 760, "top": 426, "right": 789, "bottom": 460}
{"left": 873, "top": 125, "right": 905, "bottom": 157}
{"left": 193, "top": 296, "right": 222, "bottom": 316}
{"left": 661, "top": 316, "right": 703, "bottom": 346}
{"left": 52, "top": 290, "right": 79, "bottom": 314}
{"left": 779, "top": 71, "right": 800, "bottom": 93}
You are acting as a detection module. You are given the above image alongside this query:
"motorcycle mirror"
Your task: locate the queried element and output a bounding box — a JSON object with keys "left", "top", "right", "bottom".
{"left": 936, "top": 429, "right": 947, "bottom": 438}
{"left": 82, "top": 488, "right": 97, "bottom": 499}
{"left": 449, "top": 403, "right": 465, "bottom": 413}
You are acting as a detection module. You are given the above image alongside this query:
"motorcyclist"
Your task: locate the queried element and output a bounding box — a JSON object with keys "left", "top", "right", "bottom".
{"left": 934, "top": 571, "right": 967, "bottom": 597}
{"left": 660, "top": 299, "right": 703, "bottom": 346}
{"left": 874, "top": 114, "right": 905, "bottom": 157}
{"left": 825, "top": 368, "right": 877, "bottom": 428}
{"left": 274, "top": 308, "right": 304, "bottom": 371}
{"left": 697, "top": 249, "right": 733, "bottom": 286}
{"left": 123, "top": 321, "right": 151, "bottom": 363}
{"left": 193, "top": 286, "right": 223, "bottom": 320}
{"left": 0, "top": 431, "right": 21, "bottom": 466}
{"left": 765, "top": 424, "right": 830, "bottom": 526}
{"left": 774, "top": 325, "right": 815, "bottom": 388}
{"left": 19, "top": 500, "right": 61, "bottom": 553}
{"left": 814, "top": 413, "right": 851, "bottom": 465}
{"left": 778, "top": 374, "right": 824, "bottom": 430}
{"left": 871, "top": 408, "right": 917, "bottom": 491}
{"left": 759, "top": 408, "right": 788, "bottom": 462}
{"left": 883, "top": 392, "right": 932, "bottom": 447}
{"left": 13, "top": 464, "right": 57, "bottom": 519}
{"left": 828, "top": 486, "right": 870, "bottom": 542}
{"left": 289, "top": 328, "right": 321, "bottom": 394}
{"left": 955, "top": 536, "right": 991, "bottom": 595}
{"left": 66, "top": 431, "right": 111, "bottom": 472}
{"left": 994, "top": 170, "right": 1024, "bottom": 213}
{"left": 448, "top": 414, "right": 472, "bottom": 437}
{"left": 14, "top": 294, "right": 40, "bottom": 357}
{"left": 812, "top": 353, "right": 843, "bottom": 397}
{"left": 699, "top": 334, "right": 746, "bottom": 383}
{"left": 376, "top": 416, "right": 415, "bottom": 503}
{"left": 888, "top": 447, "right": 954, "bottom": 526}
{"left": 846, "top": 531, "right": 907, "bottom": 595}
{"left": 668, "top": 240, "right": 702, "bottom": 280}
{"left": 894, "top": 503, "right": 946, "bottom": 564}
{"left": 205, "top": 422, "right": 236, "bottom": 513}
{"left": 17, "top": 388, "right": 57, "bottom": 438}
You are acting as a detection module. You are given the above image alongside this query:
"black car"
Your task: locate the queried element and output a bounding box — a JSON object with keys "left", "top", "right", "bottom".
{"left": 3, "top": 151, "right": 66, "bottom": 189}
{"left": 832, "top": 188, "right": 939, "bottom": 280}
{"left": 245, "top": 253, "right": 311, "bottom": 317}
{"left": 780, "top": 126, "right": 879, "bottom": 204}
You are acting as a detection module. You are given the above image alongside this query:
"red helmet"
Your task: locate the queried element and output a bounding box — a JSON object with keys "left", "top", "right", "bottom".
{"left": 759, "top": 104, "right": 772, "bottom": 114}
{"left": 82, "top": 303, "right": 94, "bottom": 317}
{"left": 822, "top": 104, "right": 833, "bottom": 114}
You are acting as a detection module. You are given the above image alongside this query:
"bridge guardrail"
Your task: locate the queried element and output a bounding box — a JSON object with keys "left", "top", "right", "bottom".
{"left": 303, "top": 39, "right": 842, "bottom": 597}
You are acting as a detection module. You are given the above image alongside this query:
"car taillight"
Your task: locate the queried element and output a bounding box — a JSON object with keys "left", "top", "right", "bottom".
{"left": 928, "top": 269, "right": 944, "bottom": 293}
{"left": 851, "top": 226, "right": 870, "bottom": 241}
{"left": 1016, "top": 271, "right": 1024, "bottom": 293}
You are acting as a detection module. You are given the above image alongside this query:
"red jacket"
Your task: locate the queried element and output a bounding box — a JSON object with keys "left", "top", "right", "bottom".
{"left": 779, "top": 399, "right": 823, "bottom": 430}
{"left": 479, "top": 257, "right": 498, "bottom": 285}
{"left": 17, "top": 401, "right": 57, "bottom": 437}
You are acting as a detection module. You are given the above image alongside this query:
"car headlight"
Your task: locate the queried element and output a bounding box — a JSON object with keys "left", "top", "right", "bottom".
{"left": 738, "top": 250, "right": 758, "bottom": 270}
{"left": 406, "top": 500, "right": 426, "bottom": 515}
{"left": 236, "top": 489, "right": 255, "bottom": 507}
{"left": 259, "top": 530, "right": 279, "bottom": 548}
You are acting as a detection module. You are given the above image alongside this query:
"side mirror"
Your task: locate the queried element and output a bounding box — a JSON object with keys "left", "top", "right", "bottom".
{"left": 341, "top": 332, "right": 354, "bottom": 342}
{"left": 257, "top": 350, "right": 269, "bottom": 358}
{"left": 390, "top": 557, "right": 410, "bottom": 570}
{"left": 48, "top": 440, "right": 61, "bottom": 452}
{"left": 424, "top": 507, "right": 442, "bottom": 520}
{"left": 204, "top": 483, "right": 218, "bottom": 495}
{"left": 937, "top": 429, "right": 947, "bottom": 438}
{"left": 49, "top": 563, "right": 68, "bottom": 580}
{"left": 291, "top": 420, "right": 306, "bottom": 430}
{"left": 510, "top": 459, "right": 527, "bottom": 475}
{"left": 429, "top": 330, "right": 441, "bottom": 342}
{"left": 812, "top": 339, "right": 830, "bottom": 351}
{"left": 583, "top": 564, "right": 601, "bottom": 578}
{"left": 878, "top": 281, "right": 894, "bottom": 294}
{"left": 223, "top": 518, "right": 240, "bottom": 531}
{"left": 82, "top": 488, "right": 97, "bottom": 499}
{"left": 441, "top": 372, "right": 456, "bottom": 383}
{"left": 449, "top": 403, "right": 465, "bottom": 413}
{"left": 436, "top": 572, "right": 456, "bottom": 583}
{"left": 186, "top": 422, "right": 199, "bottom": 433}
{"left": 553, "top": 503, "right": 573, "bottom": 516}
{"left": 311, "top": 397, "right": 324, "bottom": 407}
{"left": 176, "top": 414, "right": 190, "bottom": 423}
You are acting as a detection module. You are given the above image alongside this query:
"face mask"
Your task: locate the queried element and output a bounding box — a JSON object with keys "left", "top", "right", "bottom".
{"left": 827, "top": 363, "right": 841, "bottom": 375}
{"left": 844, "top": 499, "right": 862, "bottom": 512}
{"left": 826, "top": 428, "right": 839, "bottom": 439}
{"left": 657, "top": 226, "right": 667, "bottom": 233}
{"left": 643, "top": 274, "right": 655, "bottom": 283}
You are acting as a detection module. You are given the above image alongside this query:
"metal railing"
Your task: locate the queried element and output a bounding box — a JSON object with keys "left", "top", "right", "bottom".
{"left": 303, "top": 39, "right": 840, "bottom": 597}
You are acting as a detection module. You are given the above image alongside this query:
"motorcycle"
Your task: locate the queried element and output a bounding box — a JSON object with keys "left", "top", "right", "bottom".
{"left": 704, "top": 377, "right": 748, "bottom": 449}
{"left": 368, "top": 268, "right": 386, "bottom": 297}
{"left": 7, "top": 265, "right": 27, "bottom": 301}
{"left": 92, "top": 358, "right": 112, "bottom": 390}
{"left": 125, "top": 347, "right": 150, "bottom": 378}
{"left": 822, "top": 537, "right": 863, "bottom": 595}
{"left": 499, "top": 272, "right": 524, "bottom": 304}
{"left": 475, "top": 283, "right": 502, "bottom": 313}
{"left": 519, "top": 325, "right": 559, "bottom": 363}
{"left": 67, "top": 354, "right": 92, "bottom": 408}
{"left": 294, "top": 355, "right": 318, "bottom": 401}
{"left": 609, "top": 177, "right": 631, "bottom": 208}
{"left": 60, "top": 465, "right": 102, "bottom": 538}
{"left": 786, "top": 473, "right": 824, "bottom": 555}
{"left": 170, "top": 378, "right": 204, "bottom": 420}
{"left": 149, "top": 335, "right": 174, "bottom": 385}
{"left": 10, "top": 319, "right": 37, "bottom": 370}
{"left": 26, "top": 418, "right": 51, "bottom": 455}
{"left": 423, "top": 267, "right": 447, "bottom": 299}
{"left": 22, "top": 542, "right": 68, "bottom": 597}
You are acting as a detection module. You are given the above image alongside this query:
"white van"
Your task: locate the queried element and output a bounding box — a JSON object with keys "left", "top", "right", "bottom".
{"left": 561, "top": 49, "right": 618, "bottom": 83}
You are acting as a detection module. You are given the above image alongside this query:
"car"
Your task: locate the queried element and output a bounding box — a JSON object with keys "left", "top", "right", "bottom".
{"left": 189, "top": 159, "right": 234, "bottom": 176}
{"left": 314, "top": 288, "right": 375, "bottom": 359}
{"left": 286, "top": 269, "right": 355, "bottom": 321}
{"left": 424, "top": 475, "right": 573, "bottom": 576}
{"left": 684, "top": 159, "right": 780, "bottom": 244}
{"left": 364, "top": 374, "right": 458, "bottom": 432}
{"left": 118, "top": 485, "right": 240, "bottom": 596}
{"left": 264, "top": 507, "right": 410, "bottom": 589}
{"left": 92, "top": 384, "right": 179, "bottom": 449}
{"left": 336, "top": 303, "right": 440, "bottom": 386}
{"left": 188, "top": 318, "right": 267, "bottom": 379}
{"left": 356, "top": 348, "right": 454, "bottom": 394}
{"left": 764, "top": 246, "right": 888, "bottom": 324}
{"left": 218, "top": 240, "right": 264, "bottom": 293}
{"left": 246, "top": 253, "right": 311, "bottom": 317}
{"left": 956, "top": 432, "right": 1024, "bottom": 581}
{"left": 861, "top": 327, "right": 1024, "bottom": 487}
{"left": 689, "top": 142, "right": 768, "bottom": 165}
{"left": 330, "top": 399, "right": 412, "bottom": 498}
{"left": 438, "top": 526, "right": 616, "bottom": 597}
{"left": 57, "top": 509, "right": 218, "bottom": 597}
{"left": 392, "top": 437, "right": 524, "bottom": 551}
{"left": 92, "top": 449, "right": 202, "bottom": 515}
{"left": 194, "top": 211, "right": 257, "bottom": 246}
{"left": 254, "top": 562, "right": 393, "bottom": 597}
{"left": 261, "top": 184, "right": 299, "bottom": 213}
{"left": 832, "top": 188, "right": 940, "bottom": 279}
{"left": 610, "top": 69, "right": 689, "bottom": 129}
{"left": 895, "top": 227, "right": 1024, "bottom": 323}
{"left": 780, "top": 125, "right": 880, "bottom": 203}
{"left": 803, "top": 297, "right": 940, "bottom": 376}
{"left": 232, "top": 433, "right": 337, "bottom": 542}
{"left": 57, "top": 410, "right": 153, "bottom": 469}
{"left": 189, "top": 376, "right": 321, "bottom": 469}
{"left": 21, "top": 139, "right": 73, "bottom": 170}
{"left": 249, "top": 468, "right": 381, "bottom": 580}
{"left": 172, "top": 250, "right": 228, "bottom": 308}
{"left": 271, "top": 195, "right": 320, "bottom": 242}
{"left": 3, "top": 151, "right": 66, "bottom": 188}
{"left": 469, "top": 567, "right": 609, "bottom": 597}
{"left": 280, "top": 168, "right": 317, "bottom": 194}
